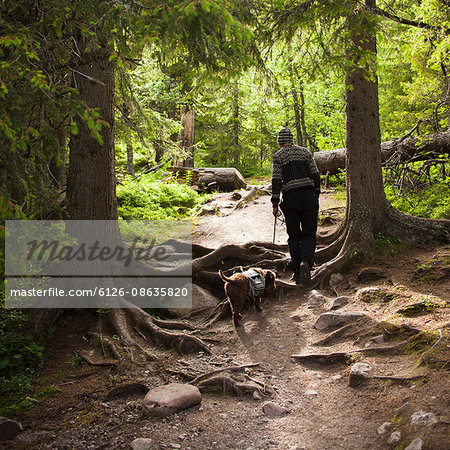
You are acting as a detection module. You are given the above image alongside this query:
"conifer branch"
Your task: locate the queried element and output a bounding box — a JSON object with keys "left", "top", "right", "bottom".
{"left": 369, "top": 6, "right": 450, "bottom": 34}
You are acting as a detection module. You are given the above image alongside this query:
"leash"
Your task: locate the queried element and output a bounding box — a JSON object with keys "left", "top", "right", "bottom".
{"left": 272, "top": 210, "right": 284, "bottom": 244}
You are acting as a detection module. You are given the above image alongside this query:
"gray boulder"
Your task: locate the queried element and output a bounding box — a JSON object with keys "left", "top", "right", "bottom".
{"left": 314, "top": 311, "right": 367, "bottom": 331}
{"left": 387, "top": 431, "right": 401, "bottom": 445}
{"left": 348, "top": 362, "right": 372, "bottom": 387}
{"left": 143, "top": 383, "right": 201, "bottom": 417}
{"left": 307, "top": 290, "right": 326, "bottom": 308}
{"left": 411, "top": 410, "right": 438, "bottom": 426}
{"left": 262, "top": 402, "right": 289, "bottom": 418}
{"left": 0, "top": 417, "right": 23, "bottom": 441}
{"left": 329, "top": 296, "right": 349, "bottom": 310}
{"left": 404, "top": 438, "right": 423, "bottom": 450}
{"left": 130, "top": 438, "right": 159, "bottom": 450}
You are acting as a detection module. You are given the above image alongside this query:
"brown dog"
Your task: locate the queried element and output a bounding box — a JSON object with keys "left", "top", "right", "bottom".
{"left": 218, "top": 268, "right": 277, "bottom": 327}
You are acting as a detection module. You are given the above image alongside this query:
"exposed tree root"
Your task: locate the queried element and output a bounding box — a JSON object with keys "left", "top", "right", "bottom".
{"left": 192, "top": 243, "right": 285, "bottom": 275}
{"left": 79, "top": 350, "right": 118, "bottom": 366}
{"left": 190, "top": 362, "right": 261, "bottom": 384}
{"left": 371, "top": 374, "right": 427, "bottom": 383}
{"left": 352, "top": 340, "right": 412, "bottom": 355}
{"left": 312, "top": 323, "right": 357, "bottom": 347}
{"left": 293, "top": 338, "right": 413, "bottom": 366}
{"left": 291, "top": 352, "right": 352, "bottom": 365}
{"left": 227, "top": 257, "right": 289, "bottom": 274}
{"left": 87, "top": 331, "right": 122, "bottom": 361}
{"left": 418, "top": 329, "right": 444, "bottom": 366}
{"left": 151, "top": 317, "right": 195, "bottom": 331}
{"left": 196, "top": 375, "right": 269, "bottom": 396}
{"left": 315, "top": 230, "right": 348, "bottom": 265}
{"left": 204, "top": 299, "right": 231, "bottom": 328}
{"left": 108, "top": 304, "right": 210, "bottom": 357}
{"left": 317, "top": 214, "right": 347, "bottom": 246}
{"left": 382, "top": 201, "right": 450, "bottom": 245}
{"left": 312, "top": 236, "right": 356, "bottom": 288}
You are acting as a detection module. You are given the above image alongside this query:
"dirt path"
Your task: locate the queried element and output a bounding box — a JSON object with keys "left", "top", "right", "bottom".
{"left": 193, "top": 188, "right": 343, "bottom": 247}
{"left": 8, "top": 189, "right": 450, "bottom": 450}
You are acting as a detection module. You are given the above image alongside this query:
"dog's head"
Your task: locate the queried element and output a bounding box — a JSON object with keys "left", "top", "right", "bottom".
{"left": 263, "top": 269, "right": 277, "bottom": 292}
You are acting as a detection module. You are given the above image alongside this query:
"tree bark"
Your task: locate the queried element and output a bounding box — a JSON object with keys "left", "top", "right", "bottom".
{"left": 67, "top": 41, "right": 117, "bottom": 220}
{"left": 344, "top": 0, "right": 385, "bottom": 243}
{"left": 290, "top": 76, "right": 302, "bottom": 146}
{"left": 232, "top": 83, "right": 240, "bottom": 164}
{"left": 179, "top": 106, "right": 195, "bottom": 168}
{"left": 299, "top": 83, "right": 308, "bottom": 148}
{"left": 312, "top": 0, "right": 450, "bottom": 286}
{"left": 155, "top": 130, "right": 164, "bottom": 163}
{"left": 49, "top": 126, "right": 67, "bottom": 190}
{"left": 127, "top": 143, "right": 134, "bottom": 176}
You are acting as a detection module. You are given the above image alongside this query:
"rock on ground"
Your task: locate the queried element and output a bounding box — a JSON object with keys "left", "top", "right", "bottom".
{"left": 329, "top": 273, "right": 344, "bottom": 287}
{"left": 387, "top": 431, "right": 401, "bottom": 445}
{"left": 410, "top": 410, "right": 438, "bottom": 426}
{"left": 348, "top": 363, "right": 372, "bottom": 387}
{"left": 377, "top": 422, "right": 392, "bottom": 435}
{"left": 314, "top": 311, "right": 367, "bottom": 331}
{"left": 130, "top": 438, "right": 159, "bottom": 450}
{"left": 262, "top": 402, "right": 289, "bottom": 418}
{"left": 142, "top": 383, "right": 202, "bottom": 417}
{"left": 307, "top": 290, "right": 326, "bottom": 308}
{"left": 0, "top": 417, "right": 23, "bottom": 441}
{"left": 395, "top": 403, "right": 413, "bottom": 419}
{"left": 404, "top": 438, "right": 424, "bottom": 450}
{"left": 329, "top": 296, "right": 349, "bottom": 310}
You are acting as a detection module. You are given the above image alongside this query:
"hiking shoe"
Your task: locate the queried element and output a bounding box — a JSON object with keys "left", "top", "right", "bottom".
{"left": 300, "top": 261, "right": 311, "bottom": 285}
{"left": 290, "top": 270, "right": 301, "bottom": 285}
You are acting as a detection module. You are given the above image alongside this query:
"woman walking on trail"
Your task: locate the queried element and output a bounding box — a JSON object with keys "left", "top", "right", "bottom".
{"left": 271, "top": 127, "right": 321, "bottom": 285}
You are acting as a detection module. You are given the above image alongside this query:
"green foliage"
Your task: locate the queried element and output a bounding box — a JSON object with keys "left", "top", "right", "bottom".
{"left": 116, "top": 174, "right": 208, "bottom": 220}
{"left": 0, "top": 310, "right": 46, "bottom": 416}
{"left": 378, "top": 1, "right": 450, "bottom": 138}
{"left": 384, "top": 162, "right": 450, "bottom": 219}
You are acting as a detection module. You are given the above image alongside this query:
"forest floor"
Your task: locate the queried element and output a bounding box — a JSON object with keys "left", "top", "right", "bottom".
{"left": 3, "top": 186, "right": 450, "bottom": 450}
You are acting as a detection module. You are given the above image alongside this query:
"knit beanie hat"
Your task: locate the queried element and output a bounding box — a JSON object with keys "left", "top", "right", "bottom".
{"left": 277, "top": 127, "right": 294, "bottom": 145}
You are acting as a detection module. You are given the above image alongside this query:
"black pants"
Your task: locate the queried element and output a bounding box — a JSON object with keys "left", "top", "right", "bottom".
{"left": 280, "top": 189, "right": 319, "bottom": 271}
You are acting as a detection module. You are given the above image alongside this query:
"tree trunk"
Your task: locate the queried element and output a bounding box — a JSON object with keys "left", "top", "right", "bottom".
{"left": 313, "top": 0, "right": 450, "bottom": 285}
{"left": 67, "top": 42, "right": 117, "bottom": 220}
{"left": 299, "top": 83, "right": 308, "bottom": 148}
{"left": 197, "top": 167, "right": 246, "bottom": 191}
{"left": 260, "top": 119, "right": 264, "bottom": 168}
{"left": 313, "top": 131, "right": 450, "bottom": 175}
{"left": 155, "top": 130, "right": 164, "bottom": 163}
{"left": 344, "top": 0, "right": 385, "bottom": 243}
{"left": 290, "top": 74, "right": 302, "bottom": 146}
{"left": 232, "top": 83, "right": 240, "bottom": 165}
{"left": 127, "top": 142, "right": 134, "bottom": 176}
{"left": 49, "top": 126, "right": 67, "bottom": 190}
{"left": 121, "top": 104, "right": 134, "bottom": 176}
{"left": 179, "top": 106, "right": 195, "bottom": 168}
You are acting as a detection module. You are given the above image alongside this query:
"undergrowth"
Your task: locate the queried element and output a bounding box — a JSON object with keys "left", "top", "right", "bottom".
{"left": 0, "top": 310, "right": 47, "bottom": 416}
{"left": 385, "top": 181, "right": 450, "bottom": 220}
{"left": 116, "top": 174, "right": 209, "bottom": 220}
{"left": 0, "top": 194, "right": 50, "bottom": 416}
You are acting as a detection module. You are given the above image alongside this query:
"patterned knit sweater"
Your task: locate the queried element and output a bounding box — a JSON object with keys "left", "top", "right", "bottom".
{"left": 271, "top": 145, "right": 321, "bottom": 205}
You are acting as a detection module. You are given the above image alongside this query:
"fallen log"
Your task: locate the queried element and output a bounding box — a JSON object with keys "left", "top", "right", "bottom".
{"left": 198, "top": 167, "right": 246, "bottom": 191}
{"left": 313, "top": 131, "right": 450, "bottom": 175}
{"left": 167, "top": 166, "right": 246, "bottom": 191}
